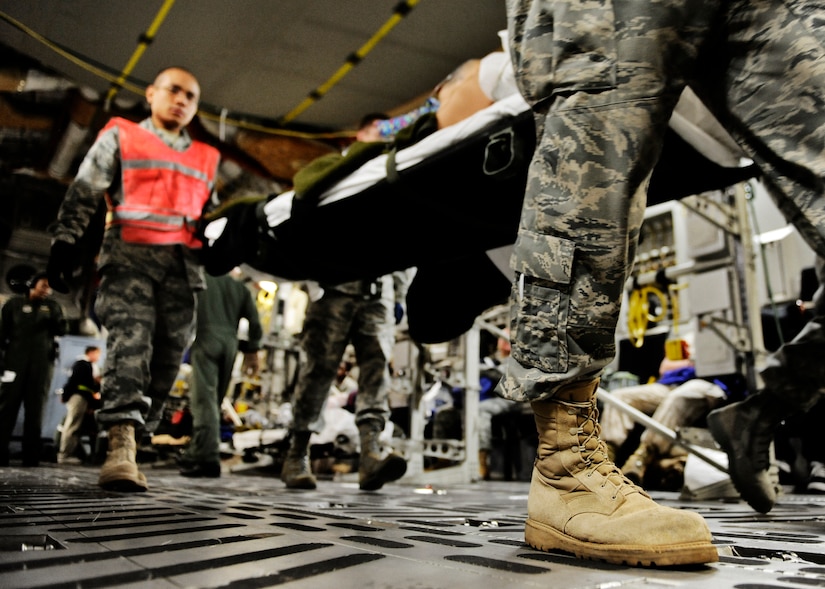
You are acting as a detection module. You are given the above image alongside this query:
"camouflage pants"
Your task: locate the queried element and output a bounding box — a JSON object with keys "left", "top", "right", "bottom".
{"left": 94, "top": 266, "right": 196, "bottom": 431}
{"left": 501, "top": 0, "right": 825, "bottom": 403}
{"left": 289, "top": 290, "right": 395, "bottom": 433}
{"left": 759, "top": 256, "right": 825, "bottom": 411}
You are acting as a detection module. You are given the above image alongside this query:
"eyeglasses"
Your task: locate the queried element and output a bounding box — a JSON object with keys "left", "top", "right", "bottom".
{"left": 157, "top": 85, "right": 198, "bottom": 102}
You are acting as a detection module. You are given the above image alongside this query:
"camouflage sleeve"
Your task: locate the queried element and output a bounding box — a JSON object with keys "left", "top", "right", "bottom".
{"left": 53, "top": 126, "right": 120, "bottom": 245}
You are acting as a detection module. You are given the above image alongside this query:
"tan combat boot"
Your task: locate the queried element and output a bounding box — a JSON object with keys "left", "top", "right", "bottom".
{"left": 621, "top": 443, "right": 656, "bottom": 487}
{"left": 358, "top": 420, "right": 406, "bottom": 491}
{"left": 280, "top": 430, "right": 317, "bottom": 489}
{"left": 527, "top": 379, "right": 718, "bottom": 566}
{"left": 98, "top": 422, "right": 148, "bottom": 492}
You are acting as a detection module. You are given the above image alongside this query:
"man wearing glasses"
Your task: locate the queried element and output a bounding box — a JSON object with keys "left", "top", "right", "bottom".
{"left": 47, "top": 66, "right": 220, "bottom": 492}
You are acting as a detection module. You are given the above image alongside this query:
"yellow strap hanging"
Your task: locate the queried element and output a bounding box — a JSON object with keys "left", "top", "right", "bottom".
{"left": 280, "top": 0, "right": 422, "bottom": 124}
{"left": 103, "top": 0, "right": 178, "bottom": 110}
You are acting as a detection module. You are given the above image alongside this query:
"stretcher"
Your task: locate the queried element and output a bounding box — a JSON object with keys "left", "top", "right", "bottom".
{"left": 200, "top": 91, "right": 758, "bottom": 343}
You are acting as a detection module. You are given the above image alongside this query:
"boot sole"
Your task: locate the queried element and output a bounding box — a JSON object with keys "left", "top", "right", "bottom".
{"left": 282, "top": 475, "right": 318, "bottom": 490}
{"left": 525, "top": 519, "right": 718, "bottom": 567}
{"left": 99, "top": 466, "right": 148, "bottom": 492}
{"left": 99, "top": 477, "right": 148, "bottom": 492}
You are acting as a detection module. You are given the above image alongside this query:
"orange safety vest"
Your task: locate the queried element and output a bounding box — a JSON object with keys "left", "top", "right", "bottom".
{"left": 103, "top": 117, "right": 220, "bottom": 248}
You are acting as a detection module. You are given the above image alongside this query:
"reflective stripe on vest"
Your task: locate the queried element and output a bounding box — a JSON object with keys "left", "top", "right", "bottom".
{"left": 104, "top": 117, "right": 220, "bottom": 248}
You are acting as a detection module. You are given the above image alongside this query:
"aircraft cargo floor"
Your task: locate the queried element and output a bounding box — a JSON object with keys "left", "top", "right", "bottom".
{"left": 2, "top": 461, "right": 825, "bottom": 589}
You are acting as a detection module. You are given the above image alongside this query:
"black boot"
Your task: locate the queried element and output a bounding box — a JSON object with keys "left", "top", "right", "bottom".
{"left": 358, "top": 420, "right": 406, "bottom": 491}
{"left": 707, "top": 393, "right": 786, "bottom": 513}
{"left": 179, "top": 461, "right": 221, "bottom": 478}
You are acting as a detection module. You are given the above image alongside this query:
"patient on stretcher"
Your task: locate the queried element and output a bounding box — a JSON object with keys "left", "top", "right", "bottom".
{"left": 199, "top": 46, "right": 529, "bottom": 280}
{"left": 198, "top": 38, "right": 757, "bottom": 343}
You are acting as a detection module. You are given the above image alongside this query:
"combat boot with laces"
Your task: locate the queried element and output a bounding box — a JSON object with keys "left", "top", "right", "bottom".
{"left": 527, "top": 378, "right": 717, "bottom": 566}
{"left": 280, "top": 430, "right": 317, "bottom": 489}
{"left": 98, "top": 422, "right": 148, "bottom": 492}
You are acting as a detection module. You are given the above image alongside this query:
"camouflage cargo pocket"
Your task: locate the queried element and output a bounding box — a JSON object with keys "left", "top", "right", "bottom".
{"left": 508, "top": 229, "right": 574, "bottom": 373}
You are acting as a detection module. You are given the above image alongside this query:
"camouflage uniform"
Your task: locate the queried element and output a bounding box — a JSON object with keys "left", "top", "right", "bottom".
{"left": 52, "top": 119, "right": 217, "bottom": 432}
{"left": 290, "top": 272, "right": 409, "bottom": 433}
{"left": 501, "top": 0, "right": 825, "bottom": 411}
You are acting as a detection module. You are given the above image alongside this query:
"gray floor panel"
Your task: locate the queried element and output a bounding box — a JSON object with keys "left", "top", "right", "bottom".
{"left": 2, "top": 463, "right": 825, "bottom": 588}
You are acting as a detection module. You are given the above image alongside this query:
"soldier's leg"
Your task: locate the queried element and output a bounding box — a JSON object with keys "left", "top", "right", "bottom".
{"left": 146, "top": 272, "right": 196, "bottom": 434}
{"left": 350, "top": 298, "right": 394, "bottom": 427}
{"left": 351, "top": 297, "right": 406, "bottom": 490}
{"left": 706, "top": 2, "right": 825, "bottom": 406}
{"left": 94, "top": 269, "right": 155, "bottom": 427}
{"left": 705, "top": 1, "right": 825, "bottom": 512}
{"left": 290, "top": 295, "right": 354, "bottom": 429}
{"left": 503, "top": 0, "right": 720, "bottom": 565}
{"left": 94, "top": 269, "right": 156, "bottom": 491}
{"left": 281, "top": 294, "right": 354, "bottom": 488}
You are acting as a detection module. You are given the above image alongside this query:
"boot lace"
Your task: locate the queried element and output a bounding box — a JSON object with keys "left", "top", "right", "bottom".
{"left": 571, "top": 400, "right": 644, "bottom": 495}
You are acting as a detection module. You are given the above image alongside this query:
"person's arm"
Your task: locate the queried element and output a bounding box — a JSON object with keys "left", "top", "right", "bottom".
{"left": 50, "top": 300, "right": 68, "bottom": 337}
{"left": 240, "top": 287, "right": 263, "bottom": 352}
{"left": 48, "top": 128, "right": 120, "bottom": 292}
{"left": 53, "top": 127, "right": 120, "bottom": 246}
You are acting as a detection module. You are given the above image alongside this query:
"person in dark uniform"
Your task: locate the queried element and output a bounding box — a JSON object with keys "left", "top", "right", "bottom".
{"left": 47, "top": 66, "right": 220, "bottom": 492}
{"left": 0, "top": 272, "right": 67, "bottom": 466}
{"left": 179, "top": 271, "right": 262, "bottom": 478}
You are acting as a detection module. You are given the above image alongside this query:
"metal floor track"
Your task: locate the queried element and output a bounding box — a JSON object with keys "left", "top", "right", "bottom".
{"left": 2, "top": 462, "right": 825, "bottom": 589}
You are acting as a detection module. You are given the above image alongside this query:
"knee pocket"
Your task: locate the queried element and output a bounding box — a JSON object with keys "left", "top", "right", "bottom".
{"left": 509, "top": 230, "right": 574, "bottom": 374}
